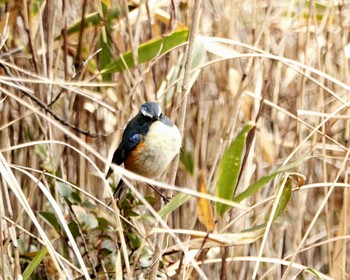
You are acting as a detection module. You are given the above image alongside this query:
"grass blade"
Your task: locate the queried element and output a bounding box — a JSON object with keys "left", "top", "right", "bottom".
{"left": 159, "top": 193, "right": 191, "bottom": 218}
{"left": 101, "top": 26, "right": 189, "bottom": 73}
{"left": 233, "top": 158, "right": 305, "bottom": 203}
{"left": 22, "top": 246, "right": 48, "bottom": 280}
{"left": 215, "top": 124, "right": 254, "bottom": 216}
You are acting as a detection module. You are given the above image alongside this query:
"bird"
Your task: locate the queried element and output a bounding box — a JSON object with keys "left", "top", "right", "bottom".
{"left": 106, "top": 102, "right": 182, "bottom": 199}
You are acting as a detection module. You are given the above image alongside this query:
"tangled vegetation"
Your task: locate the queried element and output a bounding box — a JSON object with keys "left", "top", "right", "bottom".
{"left": 0, "top": 1, "right": 349, "bottom": 279}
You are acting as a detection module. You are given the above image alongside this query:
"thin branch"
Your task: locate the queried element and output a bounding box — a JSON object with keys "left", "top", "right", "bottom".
{"left": 0, "top": 63, "right": 99, "bottom": 138}
{"left": 75, "top": 0, "right": 87, "bottom": 70}
{"left": 148, "top": 0, "right": 203, "bottom": 279}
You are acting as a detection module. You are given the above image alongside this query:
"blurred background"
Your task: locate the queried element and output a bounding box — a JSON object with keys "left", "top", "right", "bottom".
{"left": 0, "top": 0, "right": 349, "bottom": 279}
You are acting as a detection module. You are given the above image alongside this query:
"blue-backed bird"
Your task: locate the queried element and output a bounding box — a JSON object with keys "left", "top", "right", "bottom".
{"left": 106, "top": 102, "right": 182, "bottom": 198}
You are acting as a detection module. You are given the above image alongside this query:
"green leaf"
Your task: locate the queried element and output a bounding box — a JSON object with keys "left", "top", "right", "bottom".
{"left": 221, "top": 224, "right": 265, "bottom": 244}
{"left": 30, "top": 0, "right": 45, "bottom": 14}
{"left": 71, "top": 192, "right": 82, "bottom": 204}
{"left": 65, "top": 9, "right": 119, "bottom": 37}
{"left": 55, "top": 181, "right": 73, "bottom": 198}
{"left": 68, "top": 221, "right": 80, "bottom": 238}
{"left": 126, "top": 232, "right": 141, "bottom": 250}
{"left": 81, "top": 213, "right": 99, "bottom": 230}
{"left": 97, "top": 217, "right": 109, "bottom": 230}
{"left": 159, "top": 193, "right": 191, "bottom": 218}
{"left": 55, "top": 2, "right": 120, "bottom": 40}
{"left": 71, "top": 205, "right": 98, "bottom": 231}
{"left": 285, "top": 2, "right": 329, "bottom": 21}
{"left": 34, "top": 145, "right": 55, "bottom": 173}
{"left": 56, "top": 181, "right": 82, "bottom": 205}
{"left": 215, "top": 124, "right": 254, "bottom": 216}
{"left": 120, "top": 197, "right": 139, "bottom": 217}
{"left": 180, "top": 149, "right": 194, "bottom": 174}
{"left": 101, "top": 239, "right": 117, "bottom": 255}
{"left": 39, "top": 212, "right": 62, "bottom": 234}
{"left": 67, "top": 12, "right": 102, "bottom": 36}
{"left": 34, "top": 144, "right": 47, "bottom": 160}
{"left": 241, "top": 223, "right": 267, "bottom": 233}
{"left": 103, "top": 3, "right": 121, "bottom": 26}
{"left": 98, "top": 4, "right": 116, "bottom": 82}
{"left": 144, "top": 195, "right": 157, "bottom": 206}
{"left": 101, "top": 26, "right": 189, "bottom": 73}
{"left": 99, "top": 32, "right": 113, "bottom": 81}
{"left": 81, "top": 199, "right": 97, "bottom": 209}
{"left": 305, "top": 267, "right": 323, "bottom": 279}
{"left": 233, "top": 158, "right": 305, "bottom": 203}
{"left": 265, "top": 176, "right": 292, "bottom": 222}
{"left": 22, "top": 246, "right": 48, "bottom": 280}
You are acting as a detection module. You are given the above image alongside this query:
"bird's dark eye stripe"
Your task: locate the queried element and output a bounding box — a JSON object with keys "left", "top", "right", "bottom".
{"left": 142, "top": 113, "right": 153, "bottom": 120}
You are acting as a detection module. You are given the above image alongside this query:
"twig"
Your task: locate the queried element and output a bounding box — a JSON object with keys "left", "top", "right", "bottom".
{"left": 49, "top": 48, "right": 102, "bottom": 107}
{"left": 62, "top": 0, "right": 68, "bottom": 81}
{"left": 75, "top": 0, "right": 87, "bottom": 70}
{"left": 235, "top": 59, "right": 275, "bottom": 194}
{"left": 0, "top": 63, "right": 99, "bottom": 138}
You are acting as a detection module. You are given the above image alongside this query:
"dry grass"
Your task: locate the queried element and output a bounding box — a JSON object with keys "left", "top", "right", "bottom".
{"left": 0, "top": 0, "right": 350, "bottom": 279}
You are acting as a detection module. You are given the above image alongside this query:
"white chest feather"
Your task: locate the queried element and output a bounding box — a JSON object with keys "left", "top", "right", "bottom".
{"left": 129, "top": 121, "right": 181, "bottom": 178}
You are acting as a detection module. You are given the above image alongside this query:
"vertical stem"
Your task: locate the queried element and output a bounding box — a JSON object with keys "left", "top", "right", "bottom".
{"left": 148, "top": 0, "right": 203, "bottom": 279}
{"left": 75, "top": 0, "right": 87, "bottom": 69}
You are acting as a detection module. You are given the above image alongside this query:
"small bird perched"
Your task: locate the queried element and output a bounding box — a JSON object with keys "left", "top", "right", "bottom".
{"left": 107, "top": 102, "right": 182, "bottom": 198}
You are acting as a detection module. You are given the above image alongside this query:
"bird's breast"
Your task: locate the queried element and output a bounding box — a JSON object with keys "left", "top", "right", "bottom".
{"left": 124, "top": 121, "right": 181, "bottom": 178}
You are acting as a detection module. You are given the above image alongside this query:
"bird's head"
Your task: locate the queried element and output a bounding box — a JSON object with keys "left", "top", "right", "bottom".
{"left": 140, "top": 102, "right": 162, "bottom": 121}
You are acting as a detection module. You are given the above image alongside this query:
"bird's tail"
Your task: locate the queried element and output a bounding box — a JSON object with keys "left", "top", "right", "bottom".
{"left": 113, "top": 178, "right": 125, "bottom": 199}
{"left": 107, "top": 178, "right": 126, "bottom": 206}
{"left": 106, "top": 166, "right": 126, "bottom": 204}
{"left": 105, "top": 167, "right": 113, "bottom": 179}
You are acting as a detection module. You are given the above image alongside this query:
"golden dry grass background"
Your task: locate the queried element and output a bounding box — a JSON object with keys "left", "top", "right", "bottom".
{"left": 0, "top": 0, "right": 350, "bottom": 279}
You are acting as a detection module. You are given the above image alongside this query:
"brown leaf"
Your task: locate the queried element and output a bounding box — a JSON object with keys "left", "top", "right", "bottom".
{"left": 197, "top": 170, "right": 215, "bottom": 231}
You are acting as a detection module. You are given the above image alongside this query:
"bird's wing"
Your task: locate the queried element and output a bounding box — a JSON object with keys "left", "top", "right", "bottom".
{"left": 111, "top": 133, "right": 141, "bottom": 165}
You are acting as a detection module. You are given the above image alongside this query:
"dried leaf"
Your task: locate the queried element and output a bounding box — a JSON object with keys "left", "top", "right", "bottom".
{"left": 197, "top": 170, "right": 215, "bottom": 231}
